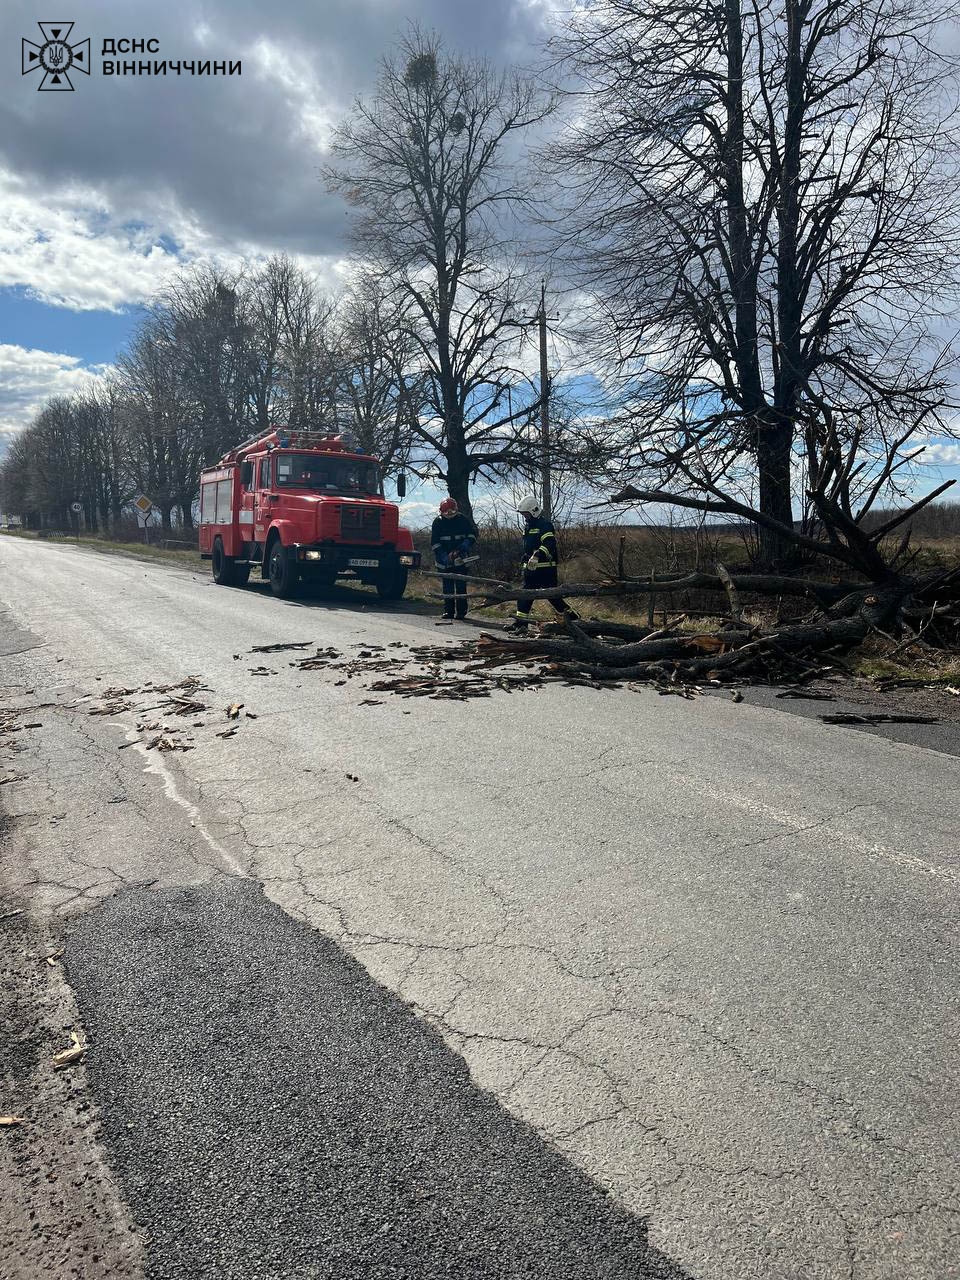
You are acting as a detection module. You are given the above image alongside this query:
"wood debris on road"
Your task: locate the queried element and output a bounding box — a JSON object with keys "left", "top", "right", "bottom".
{"left": 52, "top": 1031, "right": 87, "bottom": 1070}
{"left": 88, "top": 699, "right": 133, "bottom": 716}
{"left": 819, "top": 712, "right": 939, "bottom": 726}
{"left": 145, "top": 733, "right": 195, "bottom": 753}
{"left": 160, "top": 694, "right": 209, "bottom": 717}
{"left": 249, "top": 641, "right": 313, "bottom": 653}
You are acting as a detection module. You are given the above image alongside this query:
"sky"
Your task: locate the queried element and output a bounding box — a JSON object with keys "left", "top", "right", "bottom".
{"left": 1, "top": 0, "right": 958, "bottom": 519}
{"left": 0, "top": 1, "right": 558, "bottom": 452}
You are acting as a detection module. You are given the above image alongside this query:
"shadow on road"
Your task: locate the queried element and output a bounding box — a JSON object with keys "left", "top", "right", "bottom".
{"left": 237, "top": 578, "right": 495, "bottom": 634}
{"left": 65, "top": 879, "right": 691, "bottom": 1279}
{"left": 241, "top": 577, "right": 418, "bottom": 617}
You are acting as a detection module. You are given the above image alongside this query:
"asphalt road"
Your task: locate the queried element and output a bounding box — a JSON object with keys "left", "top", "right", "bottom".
{"left": 1, "top": 536, "right": 958, "bottom": 1280}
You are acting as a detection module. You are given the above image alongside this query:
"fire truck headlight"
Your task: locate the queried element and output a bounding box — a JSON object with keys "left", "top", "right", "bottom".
{"left": 399, "top": 555, "right": 416, "bottom": 566}
{"left": 304, "top": 550, "right": 323, "bottom": 560}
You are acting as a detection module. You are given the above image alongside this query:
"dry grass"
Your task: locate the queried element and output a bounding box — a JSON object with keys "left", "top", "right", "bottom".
{"left": 0, "top": 529, "right": 199, "bottom": 568}
{"left": 847, "top": 632, "right": 960, "bottom": 683}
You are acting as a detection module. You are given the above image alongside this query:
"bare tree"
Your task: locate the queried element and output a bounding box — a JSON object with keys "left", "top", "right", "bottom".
{"left": 331, "top": 275, "right": 423, "bottom": 484}
{"left": 326, "top": 29, "right": 556, "bottom": 521}
{"left": 70, "top": 383, "right": 131, "bottom": 531}
{"left": 548, "top": 0, "right": 960, "bottom": 573}
{"left": 8, "top": 399, "right": 82, "bottom": 527}
{"left": 245, "top": 255, "right": 340, "bottom": 433}
{"left": 118, "top": 318, "right": 201, "bottom": 528}
{"left": 0, "top": 431, "right": 34, "bottom": 522}
{"left": 159, "top": 265, "right": 254, "bottom": 466}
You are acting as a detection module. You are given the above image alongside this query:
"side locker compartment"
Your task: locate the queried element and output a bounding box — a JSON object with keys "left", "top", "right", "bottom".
{"left": 237, "top": 457, "right": 258, "bottom": 561}
{"left": 217, "top": 469, "right": 241, "bottom": 557}
{"left": 199, "top": 478, "right": 214, "bottom": 556}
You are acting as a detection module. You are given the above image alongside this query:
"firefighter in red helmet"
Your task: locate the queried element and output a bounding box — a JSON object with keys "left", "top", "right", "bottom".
{"left": 430, "top": 498, "right": 477, "bottom": 620}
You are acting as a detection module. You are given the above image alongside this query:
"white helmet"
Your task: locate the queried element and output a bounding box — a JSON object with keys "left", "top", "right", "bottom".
{"left": 517, "top": 496, "right": 542, "bottom": 518}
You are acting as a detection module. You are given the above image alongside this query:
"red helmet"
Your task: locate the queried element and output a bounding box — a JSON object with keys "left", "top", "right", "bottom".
{"left": 439, "top": 498, "right": 458, "bottom": 516}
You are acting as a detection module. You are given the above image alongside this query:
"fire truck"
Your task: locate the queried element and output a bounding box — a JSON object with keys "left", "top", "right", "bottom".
{"left": 198, "top": 428, "right": 420, "bottom": 599}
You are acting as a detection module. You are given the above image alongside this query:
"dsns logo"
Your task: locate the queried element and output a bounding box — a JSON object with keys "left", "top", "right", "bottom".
{"left": 22, "top": 22, "right": 90, "bottom": 91}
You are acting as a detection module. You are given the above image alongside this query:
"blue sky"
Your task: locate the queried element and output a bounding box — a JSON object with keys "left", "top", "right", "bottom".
{"left": 0, "top": 289, "right": 141, "bottom": 365}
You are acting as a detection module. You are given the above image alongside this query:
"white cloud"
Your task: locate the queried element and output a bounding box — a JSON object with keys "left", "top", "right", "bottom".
{"left": 895, "top": 432, "right": 960, "bottom": 469}
{"left": 397, "top": 499, "right": 439, "bottom": 529}
{"left": 0, "top": 344, "right": 106, "bottom": 448}
{"left": 0, "top": 168, "right": 355, "bottom": 315}
{"left": 0, "top": 170, "right": 182, "bottom": 312}
{"left": 918, "top": 440, "right": 960, "bottom": 467}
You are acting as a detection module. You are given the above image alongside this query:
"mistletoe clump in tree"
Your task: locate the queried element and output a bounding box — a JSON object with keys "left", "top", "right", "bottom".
{"left": 326, "top": 30, "right": 556, "bottom": 523}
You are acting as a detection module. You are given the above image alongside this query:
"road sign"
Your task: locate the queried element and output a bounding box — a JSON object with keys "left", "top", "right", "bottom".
{"left": 134, "top": 494, "right": 153, "bottom": 515}
{"left": 70, "top": 501, "right": 82, "bottom": 513}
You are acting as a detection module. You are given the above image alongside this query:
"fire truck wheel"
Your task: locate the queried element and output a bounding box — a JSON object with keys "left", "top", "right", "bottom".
{"left": 212, "top": 538, "right": 239, "bottom": 587}
{"left": 376, "top": 566, "right": 408, "bottom": 600}
{"left": 267, "top": 535, "right": 299, "bottom": 598}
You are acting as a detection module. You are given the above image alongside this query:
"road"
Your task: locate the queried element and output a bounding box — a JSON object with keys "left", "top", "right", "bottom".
{"left": 1, "top": 535, "right": 957, "bottom": 1280}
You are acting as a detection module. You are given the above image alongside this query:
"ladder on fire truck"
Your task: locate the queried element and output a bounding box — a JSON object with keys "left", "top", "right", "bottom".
{"left": 219, "top": 427, "right": 357, "bottom": 464}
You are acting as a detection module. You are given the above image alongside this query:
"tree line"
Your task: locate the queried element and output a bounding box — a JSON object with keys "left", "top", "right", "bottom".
{"left": 3, "top": 8, "right": 959, "bottom": 574}
{"left": 1, "top": 259, "right": 429, "bottom": 530}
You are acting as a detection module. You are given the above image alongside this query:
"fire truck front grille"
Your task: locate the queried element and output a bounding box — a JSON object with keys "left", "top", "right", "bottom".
{"left": 340, "top": 505, "right": 382, "bottom": 542}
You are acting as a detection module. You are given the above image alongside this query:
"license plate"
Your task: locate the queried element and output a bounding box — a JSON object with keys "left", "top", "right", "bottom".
{"left": 348, "top": 558, "right": 379, "bottom": 568}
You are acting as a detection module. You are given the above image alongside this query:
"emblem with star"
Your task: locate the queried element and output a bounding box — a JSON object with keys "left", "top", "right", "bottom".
{"left": 22, "top": 22, "right": 91, "bottom": 91}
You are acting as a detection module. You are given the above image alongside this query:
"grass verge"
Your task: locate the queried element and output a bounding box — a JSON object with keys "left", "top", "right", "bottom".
{"left": 0, "top": 529, "right": 200, "bottom": 569}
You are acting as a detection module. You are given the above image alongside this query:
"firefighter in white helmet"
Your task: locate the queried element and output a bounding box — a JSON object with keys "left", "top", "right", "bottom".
{"left": 504, "top": 497, "right": 578, "bottom": 633}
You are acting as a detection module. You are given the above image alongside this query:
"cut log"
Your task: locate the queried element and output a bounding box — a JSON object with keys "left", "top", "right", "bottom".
{"left": 417, "top": 568, "right": 860, "bottom": 606}
{"left": 469, "top": 589, "right": 907, "bottom": 684}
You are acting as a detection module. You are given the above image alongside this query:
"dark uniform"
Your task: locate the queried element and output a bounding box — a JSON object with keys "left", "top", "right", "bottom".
{"left": 431, "top": 512, "right": 477, "bottom": 619}
{"left": 514, "top": 515, "right": 574, "bottom": 628}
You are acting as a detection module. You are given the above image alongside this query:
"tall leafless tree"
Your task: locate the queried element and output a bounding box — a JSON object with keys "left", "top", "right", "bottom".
{"left": 332, "top": 275, "right": 422, "bottom": 484}
{"left": 118, "top": 318, "right": 201, "bottom": 528}
{"left": 548, "top": 0, "right": 960, "bottom": 572}
{"left": 159, "top": 265, "right": 254, "bottom": 466}
{"left": 326, "top": 30, "right": 556, "bottom": 521}
{"left": 245, "top": 255, "right": 340, "bottom": 434}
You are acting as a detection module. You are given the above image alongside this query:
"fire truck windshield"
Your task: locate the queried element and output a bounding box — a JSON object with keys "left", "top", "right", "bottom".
{"left": 274, "top": 453, "right": 379, "bottom": 495}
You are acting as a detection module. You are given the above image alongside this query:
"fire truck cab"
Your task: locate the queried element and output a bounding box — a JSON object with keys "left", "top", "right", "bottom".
{"left": 198, "top": 428, "right": 420, "bottom": 599}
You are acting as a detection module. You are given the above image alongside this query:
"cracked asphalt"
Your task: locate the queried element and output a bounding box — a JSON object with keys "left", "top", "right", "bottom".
{"left": 1, "top": 536, "right": 958, "bottom": 1280}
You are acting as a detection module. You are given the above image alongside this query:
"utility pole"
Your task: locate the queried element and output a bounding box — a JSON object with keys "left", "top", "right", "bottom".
{"left": 537, "top": 279, "right": 552, "bottom": 519}
{"left": 505, "top": 283, "right": 556, "bottom": 518}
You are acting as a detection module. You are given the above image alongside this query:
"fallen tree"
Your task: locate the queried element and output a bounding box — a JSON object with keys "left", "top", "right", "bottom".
{"left": 424, "top": 566, "right": 863, "bottom": 609}
{"left": 418, "top": 562, "right": 960, "bottom": 684}
{"left": 464, "top": 596, "right": 899, "bottom": 683}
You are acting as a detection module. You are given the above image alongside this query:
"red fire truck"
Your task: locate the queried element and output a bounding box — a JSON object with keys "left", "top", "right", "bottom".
{"left": 198, "top": 428, "right": 420, "bottom": 599}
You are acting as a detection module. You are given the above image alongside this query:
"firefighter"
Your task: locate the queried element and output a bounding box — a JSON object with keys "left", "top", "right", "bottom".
{"left": 504, "top": 496, "right": 578, "bottom": 633}
{"left": 431, "top": 497, "right": 477, "bottom": 620}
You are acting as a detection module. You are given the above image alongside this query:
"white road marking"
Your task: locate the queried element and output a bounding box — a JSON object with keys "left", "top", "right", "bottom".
{"left": 113, "top": 723, "right": 247, "bottom": 878}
